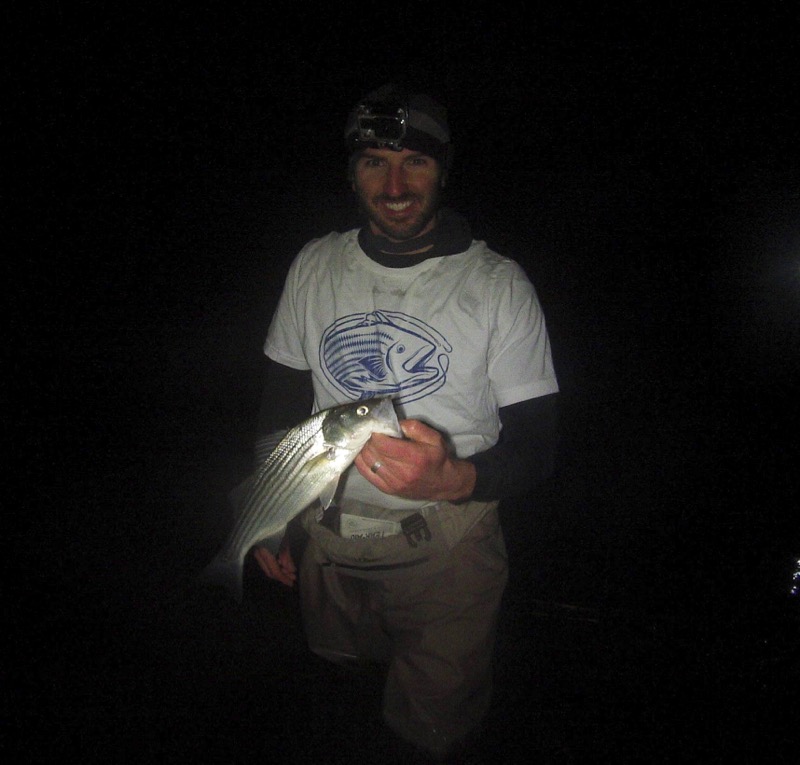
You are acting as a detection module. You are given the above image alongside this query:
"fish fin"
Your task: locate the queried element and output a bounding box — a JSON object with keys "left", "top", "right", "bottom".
{"left": 253, "top": 430, "right": 288, "bottom": 464}
{"left": 363, "top": 309, "right": 396, "bottom": 327}
{"left": 361, "top": 310, "right": 385, "bottom": 325}
{"left": 359, "top": 354, "right": 388, "bottom": 381}
{"left": 254, "top": 532, "right": 283, "bottom": 556}
{"left": 299, "top": 448, "right": 342, "bottom": 511}
{"left": 318, "top": 476, "right": 341, "bottom": 511}
{"left": 198, "top": 555, "right": 244, "bottom": 603}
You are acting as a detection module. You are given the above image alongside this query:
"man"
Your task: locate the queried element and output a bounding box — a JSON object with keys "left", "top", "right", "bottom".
{"left": 252, "top": 83, "right": 559, "bottom": 760}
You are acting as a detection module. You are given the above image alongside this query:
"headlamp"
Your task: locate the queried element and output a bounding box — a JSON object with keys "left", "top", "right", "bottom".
{"left": 345, "top": 85, "right": 451, "bottom": 165}
{"left": 355, "top": 100, "right": 408, "bottom": 151}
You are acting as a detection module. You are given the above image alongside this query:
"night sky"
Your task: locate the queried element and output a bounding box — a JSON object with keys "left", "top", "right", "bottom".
{"left": 11, "top": 2, "right": 799, "bottom": 762}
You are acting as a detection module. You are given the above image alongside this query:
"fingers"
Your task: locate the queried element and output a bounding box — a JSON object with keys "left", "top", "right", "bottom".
{"left": 354, "top": 448, "right": 394, "bottom": 488}
{"left": 278, "top": 546, "right": 297, "bottom": 578}
{"left": 354, "top": 419, "right": 475, "bottom": 502}
{"left": 371, "top": 420, "right": 442, "bottom": 455}
{"left": 398, "top": 418, "right": 443, "bottom": 445}
{"left": 354, "top": 436, "right": 409, "bottom": 486}
{"left": 361, "top": 421, "right": 446, "bottom": 469}
{"left": 355, "top": 419, "right": 450, "bottom": 497}
{"left": 253, "top": 546, "right": 297, "bottom": 588}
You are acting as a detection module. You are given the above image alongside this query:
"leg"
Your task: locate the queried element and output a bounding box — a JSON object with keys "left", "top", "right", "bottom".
{"left": 381, "top": 510, "right": 508, "bottom": 759}
{"left": 299, "top": 535, "right": 391, "bottom": 665}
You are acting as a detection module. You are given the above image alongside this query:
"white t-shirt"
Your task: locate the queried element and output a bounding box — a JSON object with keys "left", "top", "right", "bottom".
{"left": 264, "top": 228, "right": 559, "bottom": 511}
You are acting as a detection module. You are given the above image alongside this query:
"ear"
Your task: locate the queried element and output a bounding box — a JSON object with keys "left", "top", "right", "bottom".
{"left": 347, "top": 152, "right": 360, "bottom": 188}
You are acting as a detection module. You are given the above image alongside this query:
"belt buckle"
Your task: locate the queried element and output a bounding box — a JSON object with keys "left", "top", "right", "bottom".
{"left": 401, "top": 513, "right": 431, "bottom": 548}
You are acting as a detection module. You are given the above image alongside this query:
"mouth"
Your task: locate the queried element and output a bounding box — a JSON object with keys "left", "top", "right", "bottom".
{"left": 378, "top": 196, "right": 417, "bottom": 217}
{"left": 384, "top": 199, "right": 414, "bottom": 213}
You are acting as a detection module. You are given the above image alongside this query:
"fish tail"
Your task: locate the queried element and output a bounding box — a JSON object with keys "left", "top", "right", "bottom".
{"left": 198, "top": 554, "right": 244, "bottom": 603}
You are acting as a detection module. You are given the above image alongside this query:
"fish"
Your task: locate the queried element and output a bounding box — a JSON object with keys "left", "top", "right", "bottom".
{"left": 201, "top": 396, "right": 402, "bottom": 601}
{"left": 320, "top": 310, "right": 452, "bottom": 402}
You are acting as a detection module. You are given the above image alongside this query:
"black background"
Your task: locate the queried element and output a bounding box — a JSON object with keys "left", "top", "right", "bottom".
{"left": 10, "top": 2, "right": 799, "bottom": 762}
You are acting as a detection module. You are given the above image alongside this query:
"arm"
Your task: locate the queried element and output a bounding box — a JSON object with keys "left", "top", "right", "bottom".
{"left": 468, "top": 393, "right": 559, "bottom": 500}
{"left": 254, "top": 358, "right": 315, "bottom": 439}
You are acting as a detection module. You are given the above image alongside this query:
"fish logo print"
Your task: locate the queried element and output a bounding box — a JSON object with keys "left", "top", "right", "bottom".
{"left": 320, "top": 310, "right": 451, "bottom": 403}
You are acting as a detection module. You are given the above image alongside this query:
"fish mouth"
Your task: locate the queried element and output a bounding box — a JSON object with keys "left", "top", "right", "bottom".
{"left": 371, "top": 396, "right": 402, "bottom": 436}
{"left": 402, "top": 345, "right": 436, "bottom": 375}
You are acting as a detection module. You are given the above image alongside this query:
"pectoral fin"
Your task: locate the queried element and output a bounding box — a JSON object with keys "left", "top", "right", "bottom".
{"left": 318, "top": 476, "right": 340, "bottom": 510}
{"left": 299, "top": 447, "right": 343, "bottom": 511}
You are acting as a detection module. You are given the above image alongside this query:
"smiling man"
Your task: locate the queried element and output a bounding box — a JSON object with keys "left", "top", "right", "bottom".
{"left": 250, "top": 83, "right": 560, "bottom": 761}
{"left": 353, "top": 147, "right": 443, "bottom": 243}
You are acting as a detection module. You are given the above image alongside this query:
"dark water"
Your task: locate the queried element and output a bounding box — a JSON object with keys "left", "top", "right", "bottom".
{"left": 11, "top": 6, "right": 799, "bottom": 762}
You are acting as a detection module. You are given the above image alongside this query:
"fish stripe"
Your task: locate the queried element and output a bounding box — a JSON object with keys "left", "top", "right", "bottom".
{"left": 200, "top": 397, "right": 401, "bottom": 601}
{"left": 223, "top": 416, "right": 328, "bottom": 560}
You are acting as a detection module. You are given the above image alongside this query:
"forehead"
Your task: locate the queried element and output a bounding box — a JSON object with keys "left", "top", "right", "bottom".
{"left": 356, "top": 146, "right": 436, "bottom": 162}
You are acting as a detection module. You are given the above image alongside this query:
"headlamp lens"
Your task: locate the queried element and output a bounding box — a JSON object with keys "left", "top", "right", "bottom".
{"left": 356, "top": 102, "right": 407, "bottom": 148}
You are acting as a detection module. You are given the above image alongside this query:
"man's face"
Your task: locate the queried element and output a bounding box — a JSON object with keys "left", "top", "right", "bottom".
{"left": 351, "top": 147, "right": 445, "bottom": 242}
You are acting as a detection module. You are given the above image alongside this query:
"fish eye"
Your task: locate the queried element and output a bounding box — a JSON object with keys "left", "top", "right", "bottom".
{"left": 396, "top": 345, "right": 405, "bottom": 353}
{"left": 356, "top": 405, "right": 369, "bottom": 416}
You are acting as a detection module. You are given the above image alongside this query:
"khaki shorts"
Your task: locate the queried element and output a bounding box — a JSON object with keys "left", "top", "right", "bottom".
{"left": 298, "top": 500, "right": 508, "bottom": 758}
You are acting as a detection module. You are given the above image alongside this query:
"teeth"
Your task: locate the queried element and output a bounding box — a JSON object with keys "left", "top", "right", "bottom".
{"left": 385, "top": 201, "right": 413, "bottom": 211}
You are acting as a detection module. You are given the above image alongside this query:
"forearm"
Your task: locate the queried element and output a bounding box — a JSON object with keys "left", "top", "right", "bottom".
{"left": 255, "top": 359, "right": 315, "bottom": 437}
{"left": 466, "top": 393, "right": 559, "bottom": 501}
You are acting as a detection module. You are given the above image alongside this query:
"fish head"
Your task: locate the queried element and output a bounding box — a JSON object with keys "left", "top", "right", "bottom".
{"left": 386, "top": 335, "right": 435, "bottom": 375}
{"left": 321, "top": 397, "right": 402, "bottom": 450}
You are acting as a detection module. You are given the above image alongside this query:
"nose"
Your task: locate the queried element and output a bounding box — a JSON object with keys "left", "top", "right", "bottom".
{"left": 383, "top": 163, "right": 408, "bottom": 197}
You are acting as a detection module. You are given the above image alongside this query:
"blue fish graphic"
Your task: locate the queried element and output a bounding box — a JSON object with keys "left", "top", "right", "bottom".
{"left": 320, "top": 311, "right": 451, "bottom": 402}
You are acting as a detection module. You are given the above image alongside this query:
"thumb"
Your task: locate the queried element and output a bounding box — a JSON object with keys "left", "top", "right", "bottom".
{"left": 399, "top": 419, "right": 442, "bottom": 446}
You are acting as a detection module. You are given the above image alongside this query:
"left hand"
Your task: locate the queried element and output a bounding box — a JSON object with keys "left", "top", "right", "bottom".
{"left": 355, "top": 419, "right": 476, "bottom": 502}
{"left": 252, "top": 544, "right": 297, "bottom": 588}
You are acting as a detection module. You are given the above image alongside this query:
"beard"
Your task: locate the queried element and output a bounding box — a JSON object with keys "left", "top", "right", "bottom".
{"left": 357, "top": 186, "right": 442, "bottom": 242}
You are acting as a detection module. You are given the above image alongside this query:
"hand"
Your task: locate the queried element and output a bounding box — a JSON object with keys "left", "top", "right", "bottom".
{"left": 253, "top": 544, "right": 297, "bottom": 588}
{"left": 355, "top": 419, "right": 476, "bottom": 502}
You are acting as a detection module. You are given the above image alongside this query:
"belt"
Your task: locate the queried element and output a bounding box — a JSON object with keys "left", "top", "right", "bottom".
{"left": 320, "top": 504, "right": 432, "bottom": 548}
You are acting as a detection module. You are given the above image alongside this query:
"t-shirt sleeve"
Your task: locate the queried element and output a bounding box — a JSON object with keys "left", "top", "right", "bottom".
{"left": 263, "top": 254, "right": 312, "bottom": 370}
{"left": 487, "top": 262, "right": 559, "bottom": 407}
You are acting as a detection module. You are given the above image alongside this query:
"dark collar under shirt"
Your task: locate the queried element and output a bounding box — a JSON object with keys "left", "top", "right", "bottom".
{"left": 358, "top": 208, "right": 473, "bottom": 268}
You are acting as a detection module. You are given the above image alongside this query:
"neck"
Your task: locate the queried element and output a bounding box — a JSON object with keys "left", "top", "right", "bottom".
{"left": 369, "top": 217, "right": 440, "bottom": 255}
{"left": 358, "top": 208, "right": 473, "bottom": 268}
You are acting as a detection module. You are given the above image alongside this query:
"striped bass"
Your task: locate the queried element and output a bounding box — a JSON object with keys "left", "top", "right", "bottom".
{"left": 202, "top": 397, "right": 402, "bottom": 601}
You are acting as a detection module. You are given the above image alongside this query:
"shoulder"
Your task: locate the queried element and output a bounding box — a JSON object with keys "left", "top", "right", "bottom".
{"left": 457, "top": 241, "right": 534, "bottom": 291}
{"left": 286, "top": 229, "right": 359, "bottom": 283}
{"left": 294, "top": 229, "right": 358, "bottom": 265}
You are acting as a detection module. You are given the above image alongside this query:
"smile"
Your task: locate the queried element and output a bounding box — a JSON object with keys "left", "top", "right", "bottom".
{"left": 383, "top": 200, "right": 414, "bottom": 212}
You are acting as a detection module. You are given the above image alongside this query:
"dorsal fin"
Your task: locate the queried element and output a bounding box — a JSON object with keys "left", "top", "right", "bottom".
{"left": 253, "top": 430, "right": 288, "bottom": 464}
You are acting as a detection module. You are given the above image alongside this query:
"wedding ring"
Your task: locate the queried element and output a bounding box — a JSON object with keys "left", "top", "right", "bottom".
{"left": 371, "top": 460, "right": 383, "bottom": 473}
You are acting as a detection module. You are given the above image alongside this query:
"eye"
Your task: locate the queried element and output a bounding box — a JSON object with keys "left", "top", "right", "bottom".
{"left": 395, "top": 344, "right": 405, "bottom": 354}
{"left": 356, "top": 405, "right": 369, "bottom": 416}
{"left": 406, "top": 155, "right": 431, "bottom": 169}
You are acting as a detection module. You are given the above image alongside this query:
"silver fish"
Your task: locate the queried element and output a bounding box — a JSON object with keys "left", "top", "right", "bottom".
{"left": 202, "top": 397, "right": 402, "bottom": 601}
